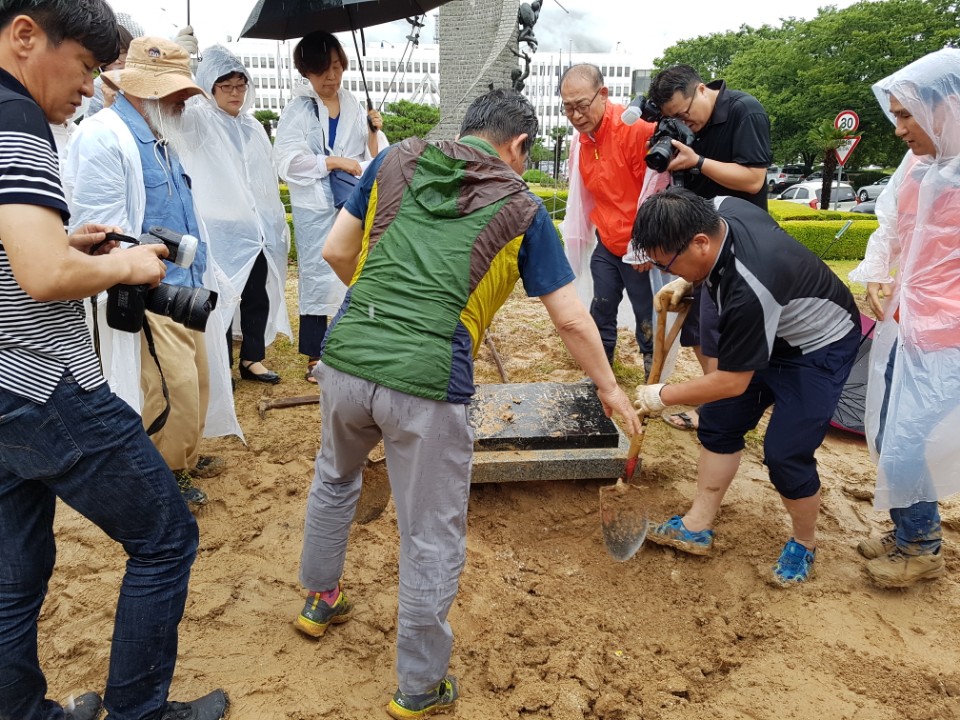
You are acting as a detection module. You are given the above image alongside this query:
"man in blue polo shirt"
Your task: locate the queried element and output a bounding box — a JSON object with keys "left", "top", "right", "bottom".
{"left": 631, "top": 188, "right": 859, "bottom": 586}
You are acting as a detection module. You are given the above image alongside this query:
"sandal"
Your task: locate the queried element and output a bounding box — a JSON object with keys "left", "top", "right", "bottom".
{"left": 662, "top": 409, "right": 698, "bottom": 431}
{"left": 305, "top": 358, "right": 319, "bottom": 384}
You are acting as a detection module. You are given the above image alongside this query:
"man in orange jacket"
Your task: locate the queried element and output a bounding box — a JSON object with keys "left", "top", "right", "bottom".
{"left": 560, "top": 63, "right": 657, "bottom": 373}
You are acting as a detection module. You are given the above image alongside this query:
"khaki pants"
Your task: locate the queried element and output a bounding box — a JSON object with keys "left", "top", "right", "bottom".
{"left": 139, "top": 312, "right": 210, "bottom": 472}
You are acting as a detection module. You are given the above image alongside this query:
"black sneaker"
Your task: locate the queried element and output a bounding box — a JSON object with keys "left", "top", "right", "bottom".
{"left": 157, "top": 690, "right": 229, "bottom": 720}
{"left": 387, "top": 676, "right": 458, "bottom": 719}
{"left": 193, "top": 455, "right": 224, "bottom": 479}
{"left": 174, "top": 469, "right": 208, "bottom": 506}
{"left": 294, "top": 589, "right": 352, "bottom": 637}
{"left": 65, "top": 692, "right": 102, "bottom": 720}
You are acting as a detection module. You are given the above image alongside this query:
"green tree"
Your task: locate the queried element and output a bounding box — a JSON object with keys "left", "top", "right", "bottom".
{"left": 654, "top": 0, "right": 960, "bottom": 168}
{"left": 253, "top": 110, "right": 279, "bottom": 138}
{"left": 381, "top": 99, "right": 440, "bottom": 143}
{"left": 807, "top": 120, "right": 849, "bottom": 208}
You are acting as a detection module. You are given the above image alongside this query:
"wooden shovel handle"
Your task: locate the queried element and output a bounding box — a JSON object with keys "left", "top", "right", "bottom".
{"left": 623, "top": 300, "right": 693, "bottom": 479}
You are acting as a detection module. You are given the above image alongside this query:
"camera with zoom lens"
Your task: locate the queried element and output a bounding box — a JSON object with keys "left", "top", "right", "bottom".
{"left": 105, "top": 227, "right": 218, "bottom": 333}
{"left": 622, "top": 95, "right": 696, "bottom": 173}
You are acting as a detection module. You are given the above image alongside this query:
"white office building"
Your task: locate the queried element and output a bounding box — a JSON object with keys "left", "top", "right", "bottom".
{"left": 224, "top": 38, "right": 650, "bottom": 142}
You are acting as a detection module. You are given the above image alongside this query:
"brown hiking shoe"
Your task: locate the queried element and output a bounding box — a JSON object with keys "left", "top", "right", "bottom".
{"left": 857, "top": 530, "right": 896, "bottom": 559}
{"left": 866, "top": 548, "right": 946, "bottom": 588}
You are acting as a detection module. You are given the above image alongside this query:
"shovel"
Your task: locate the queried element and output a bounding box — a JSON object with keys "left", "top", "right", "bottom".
{"left": 600, "top": 300, "right": 692, "bottom": 562}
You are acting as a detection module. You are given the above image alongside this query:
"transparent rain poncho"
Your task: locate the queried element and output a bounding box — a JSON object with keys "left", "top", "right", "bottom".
{"left": 274, "top": 74, "right": 388, "bottom": 317}
{"left": 849, "top": 48, "right": 960, "bottom": 510}
{"left": 181, "top": 44, "right": 292, "bottom": 351}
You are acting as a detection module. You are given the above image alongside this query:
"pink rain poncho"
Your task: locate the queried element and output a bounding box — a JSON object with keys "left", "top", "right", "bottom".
{"left": 849, "top": 48, "right": 960, "bottom": 510}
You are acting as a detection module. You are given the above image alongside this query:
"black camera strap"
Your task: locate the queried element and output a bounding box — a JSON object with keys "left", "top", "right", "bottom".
{"left": 141, "top": 316, "right": 172, "bottom": 436}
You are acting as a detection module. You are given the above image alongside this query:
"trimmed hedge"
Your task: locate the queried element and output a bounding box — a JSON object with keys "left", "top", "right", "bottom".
{"left": 779, "top": 220, "right": 876, "bottom": 260}
{"left": 530, "top": 185, "right": 568, "bottom": 220}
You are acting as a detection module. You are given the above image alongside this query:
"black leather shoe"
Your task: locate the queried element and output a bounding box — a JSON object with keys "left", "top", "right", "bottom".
{"left": 239, "top": 362, "right": 280, "bottom": 384}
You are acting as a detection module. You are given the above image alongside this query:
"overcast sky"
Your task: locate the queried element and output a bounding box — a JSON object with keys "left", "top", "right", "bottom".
{"left": 109, "top": 0, "right": 862, "bottom": 66}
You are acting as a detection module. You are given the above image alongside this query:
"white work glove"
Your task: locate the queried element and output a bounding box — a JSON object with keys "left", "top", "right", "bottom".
{"left": 634, "top": 383, "right": 666, "bottom": 414}
{"left": 653, "top": 277, "right": 694, "bottom": 314}
{"left": 174, "top": 26, "right": 199, "bottom": 55}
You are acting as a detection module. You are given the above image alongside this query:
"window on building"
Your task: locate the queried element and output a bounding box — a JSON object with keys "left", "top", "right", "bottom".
{"left": 270, "top": 78, "right": 277, "bottom": 88}
{"left": 430, "top": 63, "right": 437, "bottom": 73}
{"left": 374, "top": 61, "right": 381, "bottom": 72}
{"left": 268, "top": 57, "right": 275, "bottom": 69}
{"left": 375, "top": 81, "right": 381, "bottom": 92}
{"left": 390, "top": 61, "right": 396, "bottom": 72}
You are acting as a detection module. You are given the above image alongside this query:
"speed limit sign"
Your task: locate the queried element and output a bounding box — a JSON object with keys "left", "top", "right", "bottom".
{"left": 835, "top": 110, "right": 860, "bottom": 133}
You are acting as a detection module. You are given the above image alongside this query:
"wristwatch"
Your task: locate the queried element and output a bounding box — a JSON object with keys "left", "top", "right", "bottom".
{"left": 690, "top": 155, "right": 705, "bottom": 175}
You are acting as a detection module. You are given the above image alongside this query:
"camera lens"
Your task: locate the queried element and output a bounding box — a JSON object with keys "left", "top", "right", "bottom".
{"left": 644, "top": 137, "right": 674, "bottom": 172}
{"left": 145, "top": 284, "right": 218, "bottom": 331}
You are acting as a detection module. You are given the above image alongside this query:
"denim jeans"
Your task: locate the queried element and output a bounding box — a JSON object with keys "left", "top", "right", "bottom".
{"left": 876, "top": 343, "right": 942, "bottom": 554}
{"left": 589, "top": 239, "right": 654, "bottom": 369}
{"left": 0, "top": 373, "right": 198, "bottom": 720}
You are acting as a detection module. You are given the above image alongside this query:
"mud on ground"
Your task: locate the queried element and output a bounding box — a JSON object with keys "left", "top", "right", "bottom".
{"left": 45, "top": 283, "right": 960, "bottom": 720}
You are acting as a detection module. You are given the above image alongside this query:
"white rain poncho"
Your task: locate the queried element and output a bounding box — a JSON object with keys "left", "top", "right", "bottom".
{"left": 181, "top": 45, "right": 292, "bottom": 352}
{"left": 849, "top": 48, "right": 960, "bottom": 510}
{"left": 274, "top": 77, "right": 388, "bottom": 316}
{"left": 62, "top": 105, "right": 242, "bottom": 441}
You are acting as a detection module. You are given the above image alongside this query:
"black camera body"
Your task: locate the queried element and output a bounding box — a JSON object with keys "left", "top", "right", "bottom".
{"left": 105, "top": 227, "right": 218, "bottom": 334}
{"left": 622, "top": 95, "right": 696, "bottom": 173}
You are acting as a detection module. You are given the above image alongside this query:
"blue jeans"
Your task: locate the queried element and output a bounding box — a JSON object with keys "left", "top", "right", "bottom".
{"left": 0, "top": 373, "right": 198, "bottom": 720}
{"left": 589, "top": 239, "right": 654, "bottom": 369}
{"left": 876, "top": 343, "right": 941, "bottom": 554}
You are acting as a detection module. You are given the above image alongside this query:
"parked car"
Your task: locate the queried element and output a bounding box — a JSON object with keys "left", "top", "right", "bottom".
{"left": 851, "top": 199, "right": 877, "bottom": 214}
{"left": 767, "top": 164, "right": 806, "bottom": 193}
{"left": 776, "top": 181, "right": 860, "bottom": 211}
{"left": 856, "top": 175, "right": 891, "bottom": 201}
{"left": 805, "top": 168, "right": 850, "bottom": 182}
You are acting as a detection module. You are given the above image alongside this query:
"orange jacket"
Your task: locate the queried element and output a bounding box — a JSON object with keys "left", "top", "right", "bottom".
{"left": 577, "top": 101, "right": 656, "bottom": 256}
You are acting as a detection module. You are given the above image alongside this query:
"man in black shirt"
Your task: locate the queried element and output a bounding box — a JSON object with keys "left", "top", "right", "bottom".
{"left": 631, "top": 189, "right": 859, "bottom": 586}
{"left": 647, "top": 65, "right": 772, "bottom": 430}
{"left": 0, "top": 2, "right": 226, "bottom": 719}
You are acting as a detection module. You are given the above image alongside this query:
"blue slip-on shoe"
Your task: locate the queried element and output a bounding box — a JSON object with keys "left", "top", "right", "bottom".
{"left": 773, "top": 538, "right": 816, "bottom": 586}
{"left": 647, "top": 515, "right": 715, "bottom": 556}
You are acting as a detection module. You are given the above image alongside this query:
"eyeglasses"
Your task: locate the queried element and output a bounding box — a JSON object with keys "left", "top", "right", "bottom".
{"left": 561, "top": 86, "right": 602, "bottom": 117}
{"left": 670, "top": 88, "right": 698, "bottom": 120}
{"left": 641, "top": 247, "right": 683, "bottom": 273}
{"left": 214, "top": 81, "right": 248, "bottom": 95}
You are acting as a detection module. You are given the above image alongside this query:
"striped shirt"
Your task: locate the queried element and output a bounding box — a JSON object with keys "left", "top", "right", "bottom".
{"left": 0, "top": 69, "right": 104, "bottom": 402}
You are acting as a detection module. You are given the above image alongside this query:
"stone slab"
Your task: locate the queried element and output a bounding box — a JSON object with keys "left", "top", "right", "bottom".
{"left": 471, "top": 382, "right": 621, "bottom": 451}
{"left": 470, "top": 382, "right": 629, "bottom": 484}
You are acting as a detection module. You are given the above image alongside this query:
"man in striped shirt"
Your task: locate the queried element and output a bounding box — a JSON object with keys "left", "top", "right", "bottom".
{"left": 0, "top": 2, "right": 226, "bottom": 719}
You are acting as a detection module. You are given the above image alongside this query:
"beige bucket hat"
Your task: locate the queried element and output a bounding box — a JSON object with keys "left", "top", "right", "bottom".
{"left": 102, "top": 36, "right": 204, "bottom": 100}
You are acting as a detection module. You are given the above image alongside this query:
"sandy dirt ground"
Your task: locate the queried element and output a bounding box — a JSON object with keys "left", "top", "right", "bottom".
{"left": 43, "top": 281, "right": 960, "bottom": 720}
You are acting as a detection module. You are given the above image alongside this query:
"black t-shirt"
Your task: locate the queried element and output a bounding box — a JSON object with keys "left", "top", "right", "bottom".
{"left": 707, "top": 197, "right": 859, "bottom": 372}
{"left": 685, "top": 80, "right": 772, "bottom": 210}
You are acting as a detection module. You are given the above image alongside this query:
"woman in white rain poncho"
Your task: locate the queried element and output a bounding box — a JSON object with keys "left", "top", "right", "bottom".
{"left": 180, "top": 44, "right": 292, "bottom": 384}
{"left": 274, "top": 31, "right": 388, "bottom": 383}
{"left": 849, "top": 48, "right": 960, "bottom": 588}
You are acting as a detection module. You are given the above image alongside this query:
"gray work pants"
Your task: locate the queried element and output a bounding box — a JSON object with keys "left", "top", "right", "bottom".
{"left": 300, "top": 362, "right": 473, "bottom": 694}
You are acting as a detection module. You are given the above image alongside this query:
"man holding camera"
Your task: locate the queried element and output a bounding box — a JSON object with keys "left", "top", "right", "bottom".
{"left": 559, "top": 63, "right": 658, "bottom": 374}
{"left": 646, "top": 64, "right": 772, "bottom": 431}
{"left": 0, "top": 2, "right": 227, "bottom": 718}
{"left": 65, "top": 36, "right": 239, "bottom": 506}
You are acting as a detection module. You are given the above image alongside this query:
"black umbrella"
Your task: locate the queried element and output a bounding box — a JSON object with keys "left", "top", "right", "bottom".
{"left": 240, "top": 0, "right": 447, "bottom": 39}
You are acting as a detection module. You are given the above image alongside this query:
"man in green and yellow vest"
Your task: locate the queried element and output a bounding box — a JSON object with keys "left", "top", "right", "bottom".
{"left": 294, "top": 89, "right": 640, "bottom": 719}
